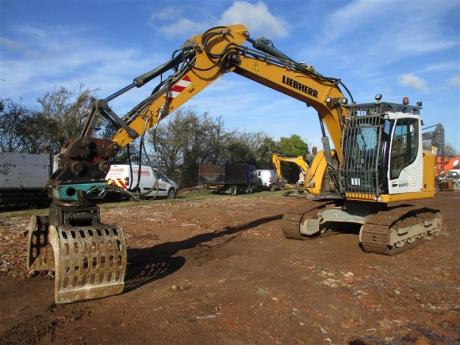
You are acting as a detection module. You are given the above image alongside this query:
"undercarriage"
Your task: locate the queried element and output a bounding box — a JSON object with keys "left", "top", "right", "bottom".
{"left": 282, "top": 200, "right": 442, "bottom": 255}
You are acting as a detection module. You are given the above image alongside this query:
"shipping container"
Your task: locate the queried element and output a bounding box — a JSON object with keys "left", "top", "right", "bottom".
{"left": 0, "top": 152, "right": 53, "bottom": 208}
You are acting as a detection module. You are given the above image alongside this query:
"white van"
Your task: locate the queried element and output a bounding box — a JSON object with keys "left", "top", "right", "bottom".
{"left": 256, "top": 169, "right": 279, "bottom": 191}
{"left": 106, "top": 164, "right": 177, "bottom": 199}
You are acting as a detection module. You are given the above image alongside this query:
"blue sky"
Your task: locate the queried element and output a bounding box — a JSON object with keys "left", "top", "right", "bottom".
{"left": 1, "top": 0, "right": 459, "bottom": 149}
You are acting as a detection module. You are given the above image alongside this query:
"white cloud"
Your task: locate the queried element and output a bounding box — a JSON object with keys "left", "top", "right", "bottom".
{"left": 320, "top": 0, "right": 379, "bottom": 45}
{"left": 419, "top": 62, "right": 460, "bottom": 73}
{"left": 151, "top": 5, "right": 183, "bottom": 21}
{"left": 150, "top": 1, "right": 288, "bottom": 39}
{"left": 218, "top": 1, "right": 288, "bottom": 38}
{"left": 447, "top": 75, "right": 460, "bottom": 87}
{"left": 0, "top": 25, "right": 164, "bottom": 112}
{"left": 0, "top": 37, "right": 23, "bottom": 51}
{"left": 399, "top": 73, "right": 428, "bottom": 92}
{"left": 306, "top": 0, "right": 459, "bottom": 76}
{"left": 157, "top": 18, "right": 210, "bottom": 38}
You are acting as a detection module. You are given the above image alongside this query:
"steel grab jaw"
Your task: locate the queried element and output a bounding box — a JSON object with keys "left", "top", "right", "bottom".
{"left": 26, "top": 205, "right": 127, "bottom": 304}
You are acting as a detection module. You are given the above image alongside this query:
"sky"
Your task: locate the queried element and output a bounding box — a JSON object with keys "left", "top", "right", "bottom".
{"left": 1, "top": 0, "right": 459, "bottom": 150}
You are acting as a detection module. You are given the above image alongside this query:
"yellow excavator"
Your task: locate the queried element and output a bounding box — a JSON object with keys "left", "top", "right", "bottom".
{"left": 271, "top": 151, "right": 340, "bottom": 197}
{"left": 271, "top": 153, "right": 309, "bottom": 192}
{"left": 26, "top": 24, "right": 442, "bottom": 304}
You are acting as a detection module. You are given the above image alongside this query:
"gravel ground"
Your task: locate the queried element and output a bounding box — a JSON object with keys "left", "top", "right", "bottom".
{"left": 0, "top": 192, "right": 459, "bottom": 345}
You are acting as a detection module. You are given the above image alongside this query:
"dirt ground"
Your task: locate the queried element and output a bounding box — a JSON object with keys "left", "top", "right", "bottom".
{"left": 0, "top": 192, "right": 459, "bottom": 345}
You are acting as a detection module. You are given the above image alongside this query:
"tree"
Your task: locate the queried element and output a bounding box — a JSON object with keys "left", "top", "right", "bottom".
{"left": 225, "top": 137, "right": 256, "bottom": 164}
{"left": 215, "top": 131, "right": 278, "bottom": 168}
{"left": 0, "top": 87, "right": 94, "bottom": 154}
{"left": 148, "top": 109, "right": 233, "bottom": 187}
{"left": 36, "top": 86, "right": 94, "bottom": 149}
{"left": 0, "top": 99, "right": 30, "bottom": 152}
{"left": 253, "top": 135, "right": 277, "bottom": 168}
{"left": 443, "top": 143, "right": 459, "bottom": 157}
{"left": 276, "top": 134, "right": 309, "bottom": 157}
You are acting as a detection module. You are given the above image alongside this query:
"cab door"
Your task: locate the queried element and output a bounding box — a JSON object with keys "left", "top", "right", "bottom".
{"left": 388, "top": 117, "right": 423, "bottom": 194}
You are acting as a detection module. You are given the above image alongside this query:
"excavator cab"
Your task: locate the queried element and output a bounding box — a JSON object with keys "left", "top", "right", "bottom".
{"left": 341, "top": 102, "right": 426, "bottom": 201}
{"left": 283, "top": 100, "right": 440, "bottom": 253}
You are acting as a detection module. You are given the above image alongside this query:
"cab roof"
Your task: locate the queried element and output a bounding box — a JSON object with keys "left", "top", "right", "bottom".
{"left": 347, "top": 102, "right": 421, "bottom": 115}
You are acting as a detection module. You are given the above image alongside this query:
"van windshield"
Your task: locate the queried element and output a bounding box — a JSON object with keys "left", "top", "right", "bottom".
{"left": 156, "top": 170, "right": 168, "bottom": 180}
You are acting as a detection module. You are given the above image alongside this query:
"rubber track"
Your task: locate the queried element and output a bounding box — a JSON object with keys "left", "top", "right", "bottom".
{"left": 281, "top": 202, "right": 334, "bottom": 240}
{"left": 361, "top": 205, "right": 441, "bottom": 255}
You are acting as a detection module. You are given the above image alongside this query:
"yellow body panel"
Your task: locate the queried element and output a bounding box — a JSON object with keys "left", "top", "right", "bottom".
{"left": 303, "top": 150, "right": 336, "bottom": 195}
{"left": 422, "top": 150, "right": 437, "bottom": 195}
{"left": 346, "top": 191, "right": 435, "bottom": 203}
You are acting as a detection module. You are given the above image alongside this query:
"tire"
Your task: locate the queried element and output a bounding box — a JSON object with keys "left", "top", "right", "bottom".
{"left": 246, "top": 185, "right": 255, "bottom": 194}
{"left": 167, "top": 188, "right": 177, "bottom": 199}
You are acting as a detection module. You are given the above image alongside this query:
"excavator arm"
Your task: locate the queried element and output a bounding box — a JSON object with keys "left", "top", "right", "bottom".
{"left": 28, "top": 24, "right": 352, "bottom": 304}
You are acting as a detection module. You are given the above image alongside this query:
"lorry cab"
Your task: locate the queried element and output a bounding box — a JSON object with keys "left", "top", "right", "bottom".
{"left": 106, "top": 164, "right": 177, "bottom": 199}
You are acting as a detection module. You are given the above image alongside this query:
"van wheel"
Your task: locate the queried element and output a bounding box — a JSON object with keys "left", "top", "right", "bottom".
{"left": 167, "top": 188, "right": 176, "bottom": 199}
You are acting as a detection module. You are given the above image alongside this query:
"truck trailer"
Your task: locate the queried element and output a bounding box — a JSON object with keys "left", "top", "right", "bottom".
{"left": 0, "top": 152, "right": 53, "bottom": 209}
{"left": 198, "top": 162, "right": 257, "bottom": 195}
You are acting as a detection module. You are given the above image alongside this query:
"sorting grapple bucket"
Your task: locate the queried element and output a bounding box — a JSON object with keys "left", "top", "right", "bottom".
{"left": 26, "top": 205, "right": 127, "bottom": 303}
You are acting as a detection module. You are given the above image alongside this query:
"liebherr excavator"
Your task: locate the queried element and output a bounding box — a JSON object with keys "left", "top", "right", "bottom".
{"left": 26, "top": 24, "right": 442, "bottom": 303}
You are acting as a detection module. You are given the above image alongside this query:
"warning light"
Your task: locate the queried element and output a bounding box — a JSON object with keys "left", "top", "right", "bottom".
{"left": 402, "top": 96, "right": 409, "bottom": 105}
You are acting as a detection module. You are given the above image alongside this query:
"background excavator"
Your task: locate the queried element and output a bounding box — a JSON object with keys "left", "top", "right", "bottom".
{"left": 26, "top": 24, "right": 442, "bottom": 304}
{"left": 437, "top": 156, "right": 460, "bottom": 191}
{"left": 421, "top": 123, "right": 458, "bottom": 191}
{"left": 271, "top": 151, "right": 339, "bottom": 197}
{"left": 271, "top": 153, "right": 309, "bottom": 193}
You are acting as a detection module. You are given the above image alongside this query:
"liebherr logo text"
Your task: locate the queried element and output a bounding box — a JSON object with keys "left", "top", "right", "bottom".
{"left": 282, "top": 76, "right": 318, "bottom": 98}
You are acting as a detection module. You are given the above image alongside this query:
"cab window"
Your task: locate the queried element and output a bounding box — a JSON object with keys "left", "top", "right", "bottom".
{"left": 390, "top": 118, "right": 419, "bottom": 179}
